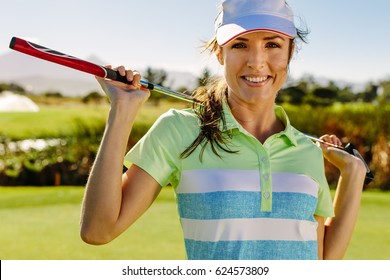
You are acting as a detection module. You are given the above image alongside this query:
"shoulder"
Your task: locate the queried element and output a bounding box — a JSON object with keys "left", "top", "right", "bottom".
{"left": 150, "top": 107, "right": 200, "bottom": 141}
{"left": 156, "top": 107, "right": 198, "bottom": 125}
{"left": 291, "top": 126, "right": 324, "bottom": 158}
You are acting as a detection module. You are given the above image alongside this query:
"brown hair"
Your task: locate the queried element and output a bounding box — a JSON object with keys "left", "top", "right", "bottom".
{"left": 180, "top": 75, "right": 236, "bottom": 160}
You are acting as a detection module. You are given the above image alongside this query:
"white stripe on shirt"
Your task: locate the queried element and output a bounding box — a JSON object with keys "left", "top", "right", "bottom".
{"left": 181, "top": 217, "right": 318, "bottom": 242}
{"left": 177, "top": 170, "right": 319, "bottom": 197}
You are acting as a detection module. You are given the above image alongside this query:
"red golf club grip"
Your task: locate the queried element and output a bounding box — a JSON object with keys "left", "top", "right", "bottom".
{"left": 9, "top": 37, "right": 130, "bottom": 84}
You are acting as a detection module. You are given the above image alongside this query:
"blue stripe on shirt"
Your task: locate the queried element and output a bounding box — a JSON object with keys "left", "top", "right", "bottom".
{"left": 177, "top": 191, "right": 317, "bottom": 221}
{"left": 184, "top": 239, "right": 318, "bottom": 260}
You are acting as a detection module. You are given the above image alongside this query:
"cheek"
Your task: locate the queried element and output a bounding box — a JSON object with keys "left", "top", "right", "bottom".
{"left": 223, "top": 55, "right": 241, "bottom": 78}
{"left": 270, "top": 58, "right": 290, "bottom": 86}
{"left": 269, "top": 54, "right": 290, "bottom": 72}
{"left": 222, "top": 56, "right": 243, "bottom": 92}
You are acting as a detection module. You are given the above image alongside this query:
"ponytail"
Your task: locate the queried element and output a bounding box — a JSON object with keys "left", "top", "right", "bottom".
{"left": 180, "top": 77, "right": 237, "bottom": 160}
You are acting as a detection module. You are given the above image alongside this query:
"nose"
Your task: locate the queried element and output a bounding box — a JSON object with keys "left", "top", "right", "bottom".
{"left": 247, "top": 46, "right": 267, "bottom": 70}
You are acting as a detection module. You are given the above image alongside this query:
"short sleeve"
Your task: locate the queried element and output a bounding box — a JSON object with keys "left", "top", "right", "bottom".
{"left": 314, "top": 159, "right": 335, "bottom": 218}
{"left": 124, "top": 109, "right": 198, "bottom": 188}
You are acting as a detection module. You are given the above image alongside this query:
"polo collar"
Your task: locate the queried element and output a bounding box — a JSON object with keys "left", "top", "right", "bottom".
{"left": 221, "top": 100, "right": 298, "bottom": 146}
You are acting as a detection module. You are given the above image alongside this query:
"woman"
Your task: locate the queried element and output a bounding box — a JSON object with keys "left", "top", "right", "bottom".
{"left": 80, "top": 0, "right": 366, "bottom": 260}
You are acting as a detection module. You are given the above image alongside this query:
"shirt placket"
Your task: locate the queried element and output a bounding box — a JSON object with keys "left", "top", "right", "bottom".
{"left": 258, "top": 141, "right": 272, "bottom": 212}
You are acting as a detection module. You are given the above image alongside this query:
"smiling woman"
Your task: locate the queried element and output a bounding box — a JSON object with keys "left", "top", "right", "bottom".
{"left": 80, "top": 0, "right": 366, "bottom": 260}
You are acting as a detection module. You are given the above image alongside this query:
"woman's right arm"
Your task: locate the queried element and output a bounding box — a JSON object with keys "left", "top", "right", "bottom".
{"left": 80, "top": 67, "right": 162, "bottom": 245}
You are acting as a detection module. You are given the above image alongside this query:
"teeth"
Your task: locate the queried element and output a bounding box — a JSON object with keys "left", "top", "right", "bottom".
{"left": 245, "top": 76, "right": 268, "bottom": 83}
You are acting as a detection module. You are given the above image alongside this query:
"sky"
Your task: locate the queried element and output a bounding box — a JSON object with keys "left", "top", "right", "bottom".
{"left": 1, "top": 0, "right": 390, "bottom": 85}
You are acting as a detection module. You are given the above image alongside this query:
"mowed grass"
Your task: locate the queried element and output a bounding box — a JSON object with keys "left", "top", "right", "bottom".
{"left": 0, "top": 106, "right": 108, "bottom": 139}
{"left": 344, "top": 191, "right": 390, "bottom": 260}
{"left": 0, "top": 101, "right": 189, "bottom": 139}
{"left": 0, "top": 186, "right": 186, "bottom": 260}
{"left": 0, "top": 186, "right": 389, "bottom": 260}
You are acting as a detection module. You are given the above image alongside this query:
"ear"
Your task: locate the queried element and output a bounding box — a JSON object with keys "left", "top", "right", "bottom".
{"left": 215, "top": 47, "right": 224, "bottom": 65}
{"left": 288, "top": 41, "right": 295, "bottom": 63}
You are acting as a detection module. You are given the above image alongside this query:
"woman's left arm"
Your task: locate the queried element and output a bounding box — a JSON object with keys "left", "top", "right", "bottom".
{"left": 318, "top": 135, "right": 366, "bottom": 259}
{"left": 315, "top": 215, "right": 325, "bottom": 260}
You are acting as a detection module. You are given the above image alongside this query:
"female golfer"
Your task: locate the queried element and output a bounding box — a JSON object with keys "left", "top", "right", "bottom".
{"left": 80, "top": 0, "right": 366, "bottom": 259}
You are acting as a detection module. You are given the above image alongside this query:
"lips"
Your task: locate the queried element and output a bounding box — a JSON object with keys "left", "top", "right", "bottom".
{"left": 242, "top": 75, "right": 271, "bottom": 85}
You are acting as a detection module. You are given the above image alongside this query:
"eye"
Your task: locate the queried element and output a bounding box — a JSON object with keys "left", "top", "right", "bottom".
{"left": 231, "top": 42, "right": 247, "bottom": 49}
{"left": 266, "top": 42, "right": 281, "bottom": 49}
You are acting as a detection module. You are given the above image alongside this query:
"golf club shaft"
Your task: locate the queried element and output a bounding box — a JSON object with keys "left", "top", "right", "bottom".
{"left": 304, "top": 134, "right": 342, "bottom": 149}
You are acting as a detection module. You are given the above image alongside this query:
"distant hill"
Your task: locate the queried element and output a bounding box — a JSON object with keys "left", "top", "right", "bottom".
{"left": 0, "top": 51, "right": 197, "bottom": 97}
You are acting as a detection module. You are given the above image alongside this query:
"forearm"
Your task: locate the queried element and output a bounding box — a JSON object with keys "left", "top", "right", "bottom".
{"left": 80, "top": 105, "right": 139, "bottom": 244}
{"left": 323, "top": 158, "right": 366, "bottom": 259}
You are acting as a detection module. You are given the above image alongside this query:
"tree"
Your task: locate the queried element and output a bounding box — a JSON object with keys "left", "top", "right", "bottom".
{"left": 357, "top": 83, "right": 378, "bottom": 103}
{"left": 144, "top": 67, "right": 168, "bottom": 86}
{"left": 337, "top": 86, "right": 356, "bottom": 103}
{"left": 82, "top": 91, "right": 107, "bottom": 104}
{"left": 0, "top": 83, "right": 7, "bottom": 93}
{"left": 304, "top": 87, "right": 338, "bottom": 106}
{"left": 197, "top": 68, "right": 212, "bottom": 87}
{"left": 312, "top": 87, "right": 338, "bottom": 100}
{"left": 296, "top": 75, "right": 317, "bottom": 92}
{"left": 44, "top": 91, "right": 63, "bottom": 98}
{"left": 144, "top": 67, "right": 168, "bottom": 105}
{"left": 377, "top": 80, "right": 390, "bottom": 104}
{"left": 0, "top": 82, "right": 26, "bottom": 94}
{"left": 278, "top": 86, "right": 306, "bottom": 105}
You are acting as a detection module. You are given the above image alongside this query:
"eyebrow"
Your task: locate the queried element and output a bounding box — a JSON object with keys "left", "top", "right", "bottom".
{"left": 234, "top": 35, "right": 286, "bottom": 42}
{"left": 264, "top": 35, "right": 286, "bottom": 41}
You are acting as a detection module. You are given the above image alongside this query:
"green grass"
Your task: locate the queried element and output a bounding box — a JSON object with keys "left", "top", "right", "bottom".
{"left": 0, "top": 101, "right": 189, "bottom": 140}
{"left": 0, "top": 106, "right": 109, "bottom": 139}
{"left": 0, "top": 186, "right": 185, "bottom": 260}
{"left": 344, "top": 191, "right": 390, "bottom": 259}
{"left": 0, "top": 187, "right": 389, "bottom": 260}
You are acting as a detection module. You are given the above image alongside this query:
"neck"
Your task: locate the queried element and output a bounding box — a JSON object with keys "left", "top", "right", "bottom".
{"left": 227, "top": 97, "right": 284, "bottom": 143}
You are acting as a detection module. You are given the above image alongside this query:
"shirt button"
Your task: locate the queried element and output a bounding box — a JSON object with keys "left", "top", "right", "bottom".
{"left": 263, "top": 174, "right": 269, "bottom": 180}
{"left": 264, "top": 143, "right": 270, "bottom": 149}
{"left": 261, "top": 157, "right": 267, "bottom": 163}
{"left": 263, "top": 191, "right": 270, "bottom": 199}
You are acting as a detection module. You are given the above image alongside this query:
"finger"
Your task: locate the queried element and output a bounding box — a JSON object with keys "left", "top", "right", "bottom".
{"left": 320, "top": 134, "right": 330, "bottom": 140}
{"left": 114, "top": 65, "right": 127, "bottom": 77}
{"left": 131, "top": 70, "right": 141, "bottom": 87}
{"left": 320, "top": 134, "right": 342, "bottom": 147}
{"left": 329, "top": 135, "right": 342, "bottom": 146}
{"left": 320, "top": 134, "right": 331, "bottom": 144}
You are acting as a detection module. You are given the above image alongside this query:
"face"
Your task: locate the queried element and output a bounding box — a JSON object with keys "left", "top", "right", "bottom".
{"left": 217, "top": 31, "right": 293, "bottom": 106}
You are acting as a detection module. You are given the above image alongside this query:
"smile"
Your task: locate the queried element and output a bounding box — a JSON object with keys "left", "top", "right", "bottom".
{"left": 243, "top": 76, "right": 270, "bottom": 84}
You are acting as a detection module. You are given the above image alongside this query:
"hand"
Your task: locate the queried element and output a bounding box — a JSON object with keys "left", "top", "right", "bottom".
{"left": 96, "top": 65, "right": 150, "bottom": 108}
{"left": 318, "top": 134, "right": 366, "bottom": 174}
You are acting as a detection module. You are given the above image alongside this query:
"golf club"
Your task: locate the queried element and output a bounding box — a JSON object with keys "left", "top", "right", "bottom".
{"left": 9, "top": 36, "right": 374, "bottom": 183}
{"left": 9, "top": 37, "right": 197, "bottom": 103}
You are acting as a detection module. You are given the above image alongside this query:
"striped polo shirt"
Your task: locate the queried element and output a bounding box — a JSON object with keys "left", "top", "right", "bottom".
{"left": 124, "top": 102, "right": 335, "bottom": 260}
